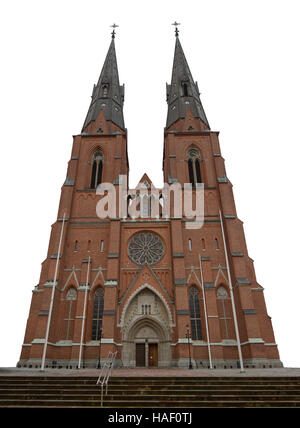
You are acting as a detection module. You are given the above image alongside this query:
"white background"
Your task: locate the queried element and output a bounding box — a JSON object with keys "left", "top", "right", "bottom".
{"left": 0, "top": 0, "right": 299, "bottom": 368}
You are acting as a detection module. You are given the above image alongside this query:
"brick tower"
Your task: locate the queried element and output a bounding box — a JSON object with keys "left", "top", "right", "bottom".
{"left": 18, "top": 29, "right": 282, "bottom": 370}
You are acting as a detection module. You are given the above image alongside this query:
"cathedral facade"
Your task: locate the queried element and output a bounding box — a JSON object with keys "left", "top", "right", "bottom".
{"left": 18, "top": 30, "right": 282, "bottom": 369}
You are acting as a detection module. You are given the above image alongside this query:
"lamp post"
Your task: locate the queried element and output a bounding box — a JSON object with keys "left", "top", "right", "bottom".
{"left": 186, "top": 324, "right": 193, "bottom": 370}
{"left": 97, "top": 327, "right": 103, "bottom": 369}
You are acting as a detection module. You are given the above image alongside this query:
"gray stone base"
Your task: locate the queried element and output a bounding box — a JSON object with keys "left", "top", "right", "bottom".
{"left": 18, "top": 357, "right": 283, "bottom": 370}
{"left": 183, "top": 358, "right": 283, "bottom": 369}
{"left": 17, "top": 358, "right": 123, "bottom": 370}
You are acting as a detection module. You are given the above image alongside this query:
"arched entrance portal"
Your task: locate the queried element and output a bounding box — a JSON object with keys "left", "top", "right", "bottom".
{"left": 121, "top": 287, "right": 172, "bottom": 368}
{"left": 133, "top": 319, "right": 164, "bottom": 367}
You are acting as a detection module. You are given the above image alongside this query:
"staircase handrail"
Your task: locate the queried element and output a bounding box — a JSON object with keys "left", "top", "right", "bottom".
{"left": 96, "top": 351, "right": 117, "bottom": 406}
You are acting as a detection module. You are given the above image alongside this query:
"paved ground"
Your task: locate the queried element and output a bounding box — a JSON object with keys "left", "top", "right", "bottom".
{"left": 1, "top": 367, "right": 300, "bottom": 377}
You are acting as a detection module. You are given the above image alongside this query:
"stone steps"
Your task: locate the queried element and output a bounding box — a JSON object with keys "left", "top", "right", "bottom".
{"left": 2, "top": 379, "right": 300, "bottom": 386}
{"left": 1, "top": 393, "right": 300, "bottom": 401}
{"left": 1, "top": 399, "right": 300, "bottom": 408}
{"left": 1, "top": 388, "right": 300, "bottom": 395}
{"left": 0, "top": 375, "right": 300, "bottom": 408}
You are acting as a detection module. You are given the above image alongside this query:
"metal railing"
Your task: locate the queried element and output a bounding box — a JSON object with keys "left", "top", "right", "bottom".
{"left": 96, "top": 351, "right": 117, "bottom": 407}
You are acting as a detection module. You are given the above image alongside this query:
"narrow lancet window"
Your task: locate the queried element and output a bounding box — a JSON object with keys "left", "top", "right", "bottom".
{"left": 102, "top": 83, "right": 109, "bottom": 97}
{"left": 217, "top": 286, "right": 232, "bottom": 339}
{"left": 187, "top": 148, "right": 202, "bottom": 187}
{"left": 65, "top": 288, "right": 77, "bottom": 340}
{"left": 182, "top": 81, "right": 189, "bottom": 96}
{"left": 195, "top": 158, "right": 201, "bottom": 183}
{"left": 90, "top": 150, "right": 103, "bottom": 189}
{"left": 92, "top": 288, "right": 104, "bottom": 340}
{"left": 188, "top": 159, "right": 195, "bottom": 187}
{"left": 189, "top": 286, "right": 202, "bottom": 340}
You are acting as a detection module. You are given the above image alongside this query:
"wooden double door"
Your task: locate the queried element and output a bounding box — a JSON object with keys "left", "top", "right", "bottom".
{"left": 136, "top": 343, "right": 158, "bottom": 367}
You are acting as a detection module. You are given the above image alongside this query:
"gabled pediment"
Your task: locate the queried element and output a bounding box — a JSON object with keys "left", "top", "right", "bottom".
{"left": 135, "top": 173, "right": 156, "bottom": 190}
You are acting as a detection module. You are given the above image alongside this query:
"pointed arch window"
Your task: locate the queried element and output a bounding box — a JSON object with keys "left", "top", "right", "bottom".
{"left": 182, "top": 81, "right": 189, "bottom": 97}
{"left": 189, "top": 286, "right": 202, "bottom": 340}
{"left": 102, "top": 83, "right": 109, "bottom": 97}
{"left": 140, "top": 195, "right": 150, "bottom": 218}
{"left": 90, "top": 150, "right": 103, "bottom": 189}
{"left": 64, "top": 288, "right": 77, "bottom": 340}
{"left": 92, "top": 288, "right": 104, "bottom": 340}
{"left": 187, "top": 148, "right": 202, "bottom": 187}
{"left": 217, "top": 286, "right": 233, "bottom": 339}
{"left": 139, "top": 194, "right": 156, "bottom": 218}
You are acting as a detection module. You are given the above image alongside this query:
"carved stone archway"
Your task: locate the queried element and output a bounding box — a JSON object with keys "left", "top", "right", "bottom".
{"left": 121, "top": 288, "right": 172, "bottom": 368}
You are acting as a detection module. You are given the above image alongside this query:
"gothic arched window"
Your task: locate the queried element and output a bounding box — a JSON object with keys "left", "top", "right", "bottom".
{"left": 102, "top": 83, "right": 109, "bottom": 97}
{"left": 64, "top": 288, "right": 77, "bottom": 340}
{"left": 189, "top": 286, "right": 202, "bottom": 340}
{"left": 217, "top": 286, "right": 233, "bottom": 339}
{"left": 182, "top": 81, "right": 189, "bottom": 96}
{"left": 215, "top": 238, "right": 219, "bottom": 250}
{"left": 140, "top": 195, "right": 150, "bottom": 218}
{"left": 187, "top": 148, "right": 202, "bottom": 187}
{"left": 92, "top": 288, "right": 104, "bottom": 340}
{"left": 90, "top": 150, "right": 103, "bottom": 189}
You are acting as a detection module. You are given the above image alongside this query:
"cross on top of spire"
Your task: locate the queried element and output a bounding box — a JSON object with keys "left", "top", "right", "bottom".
{"left": 110, "top": 23, "right": 119, "bottom": 39}
{"left": 172, "top": 21, "right": 181, "bottom": 37}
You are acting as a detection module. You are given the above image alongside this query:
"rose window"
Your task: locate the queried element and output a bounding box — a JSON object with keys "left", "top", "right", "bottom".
{"left": 128, "top": 232, "right": 164, "bottom": 266}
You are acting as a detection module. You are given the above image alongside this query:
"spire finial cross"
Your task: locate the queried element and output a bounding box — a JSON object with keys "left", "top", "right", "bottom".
{"left": 110, "top": 23, "right": 119, "bottom": 39}
{"left": 172, "top": 21, "right": 180, "bottom": 37}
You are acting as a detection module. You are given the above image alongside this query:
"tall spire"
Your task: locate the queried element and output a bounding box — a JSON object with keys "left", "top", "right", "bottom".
{"left": 166, "top": 30, "right": 209, "bottom": 130}
{"left": 82, "top": 27, "right": 125, "bottom": 132}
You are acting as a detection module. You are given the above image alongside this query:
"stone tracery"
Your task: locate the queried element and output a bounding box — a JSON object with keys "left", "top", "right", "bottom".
{"left": 128, "top": 232, "right": 164, "bottom": 266}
